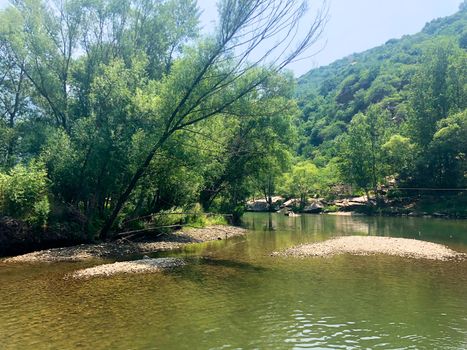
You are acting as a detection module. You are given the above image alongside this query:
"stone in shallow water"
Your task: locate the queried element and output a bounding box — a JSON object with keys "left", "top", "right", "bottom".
{"left": 273, "top": 236, "right": 464, "bottom": 261}
{"left": 70, "top": 257, "right": 185, "bottom": 279}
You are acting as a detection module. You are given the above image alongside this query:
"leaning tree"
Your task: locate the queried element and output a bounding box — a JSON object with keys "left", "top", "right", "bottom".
{"left": 0, "top": 0, "right": 327, "bottom": 238}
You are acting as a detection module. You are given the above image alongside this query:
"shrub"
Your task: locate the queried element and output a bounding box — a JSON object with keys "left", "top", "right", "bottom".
{"left": 324, "top": 205, "right": 339, "bottom": 213}
{"left": 186, "top": 203, "right": 227, "bottom": 228}
{"left": 0, "top": 162, "right": 50, "bottom": 225}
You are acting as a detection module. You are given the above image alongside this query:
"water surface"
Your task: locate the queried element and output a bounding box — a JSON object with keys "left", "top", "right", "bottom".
{"left": 1, "top": 214, "right": 467, "bottom": 349}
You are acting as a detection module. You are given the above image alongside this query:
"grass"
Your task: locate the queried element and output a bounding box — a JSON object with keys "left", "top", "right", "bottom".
{"left": 187, "top": 214, "right": 228, "bottom": 228}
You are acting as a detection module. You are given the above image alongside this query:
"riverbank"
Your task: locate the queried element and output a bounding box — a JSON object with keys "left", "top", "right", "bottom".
{"left": 274, "top": 236, "right": 465, "bottom": 261}
{"left": 247, "top": 193, "right": 467, "bottom": 219}
{"left": 4, "top": 225, "right": 246, "bottom": 263}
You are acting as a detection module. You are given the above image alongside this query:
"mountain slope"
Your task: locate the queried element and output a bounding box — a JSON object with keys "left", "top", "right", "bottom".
{"left": 296, "top": 2, "right": 467, "bottom": 159}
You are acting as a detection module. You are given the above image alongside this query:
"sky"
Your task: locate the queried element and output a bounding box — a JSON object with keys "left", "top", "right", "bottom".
{"left": 0, "top": 0, "right": 463, "bottom": 77}
{"left": 198, "top": 0, "right": 463, "bottom": 76}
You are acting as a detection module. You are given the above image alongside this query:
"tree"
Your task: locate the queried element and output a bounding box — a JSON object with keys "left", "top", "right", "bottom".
{"left": 339, "top": 107, "right": 390, "bottom": 201}
{"left": 459, "top": 30, "right": 467, "bottom": 49}
{"left": 382, "top": 134, "right": 416, "bottom": 180}
{"left": 0, "top": 24, "right": 29, "bottom": 168}
{"left": 97, "top": 0, "right": 327, "bottom": 238}
{"left": 0, "top": 162, "right": 50, "bottom": 225}
{"left": 407, "top": 40, "right": 466, "bottom": 187}
{"left": 408, "top": 40, "right": 465, "bottom": 148}
{"left": 424, "top": 110, "right": 467, "bottom": 188}
{"left": 283, "top": 161, "right": 320, "bottom": 207}
{"left": 0, "top": 0, "right": 327, "bottom": 238}
{"left": 198, "top": 77, "right": 299, "bottom": 215}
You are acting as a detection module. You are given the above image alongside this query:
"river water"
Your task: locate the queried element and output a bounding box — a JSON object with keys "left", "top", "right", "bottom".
{"left": 1, "top": 213, "right": 467, "bottom": 349}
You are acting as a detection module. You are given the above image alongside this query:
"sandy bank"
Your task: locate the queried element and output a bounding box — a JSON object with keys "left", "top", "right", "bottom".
{"left": 70, "top": 257, "right": 185, "bottom": 279}
{"left": 273, "top": 236, "right": 464, "bottom": 261}
{"left": 4, "top": 225, "right": 246, "bottom": 263}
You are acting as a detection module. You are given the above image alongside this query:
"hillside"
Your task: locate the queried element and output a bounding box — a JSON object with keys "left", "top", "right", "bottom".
{"left": 296, "top": 2, "right": 467, "bottom": 160}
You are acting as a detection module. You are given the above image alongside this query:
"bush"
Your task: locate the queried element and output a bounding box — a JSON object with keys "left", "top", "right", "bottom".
{"left": 386, "top": 189, "right": 403, "bottom": 200}
{"left": 142, "top": 204, "right": 228, "bottom": 231}
{"left": 187, "top": 204, "right": 227, "bottom": 228}
{"left": 324, "top": 205, "right": 339, "bottom": 213}
{"left": 0, "top": 162, "right": 50, "bottom": 225}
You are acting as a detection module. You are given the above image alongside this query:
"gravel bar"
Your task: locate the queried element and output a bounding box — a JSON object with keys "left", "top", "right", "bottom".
{"left": 4, "top": 225, "right": 246, "bottom": 263}
{"left": 273, "top": 236, "right": 464, "bottom": 261}
{"left": 70, "top": 258, "right": 186, "bottom": 279}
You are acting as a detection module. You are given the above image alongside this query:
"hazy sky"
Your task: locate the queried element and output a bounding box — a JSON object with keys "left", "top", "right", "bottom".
{"left": 198, "top": 0, "right": 463, "bottom": 76}
{"left": 0, "top": 0, "right": 463, "bottom": 77}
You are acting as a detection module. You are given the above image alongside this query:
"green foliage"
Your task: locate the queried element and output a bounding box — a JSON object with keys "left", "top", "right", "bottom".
{"left": 186, "top": 204, "right": 227, "bottom": 228}
{"left": 382, "top": 134, "right": 416, "bottom": 179}
{"left": 460, "top": 30, "right": 467, "bottom": 49}
{"left": 282, "top": 161, "right": 320, "bottom": 205}
{"left": 0, "top": 162, "right": 50, "bottom": 225}
{"left": 0, "top": 0, "right": 320, "bottom": 240}
{"left": 297, "top": 5, "right": 467, "bottom": 195}
{"left": 338, "top": 107, "right": 391, "bottom": 194}
{"left": 280, "top": 160, "right": 340, "bottom": 205}
{"left": 409, "top": 193, "right": 467, "bottom": 217}
{"left": 145, "top": 204, "right": 227, "bottom": 232}
{"left": 324, "top": 205, "right": 339, "bottom": 213}
{"left": 0, "top": 0, "right": 464, "bottom": 245}
{"left": 426, "top": 110, "right": 467, "bottom": 187}
{"left": 408, "top": 40, "right": 465, "bottom": 148}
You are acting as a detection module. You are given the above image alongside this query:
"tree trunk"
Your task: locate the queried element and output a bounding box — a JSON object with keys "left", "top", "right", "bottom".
{"left": 99, "top": 134, "right": 168, "bottom": 239}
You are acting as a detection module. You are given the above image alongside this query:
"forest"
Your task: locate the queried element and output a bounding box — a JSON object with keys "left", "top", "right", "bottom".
{"left": 0, "top": 0, "right": 466, "bottom": 251}
{"left": 296, "top": 1, "right": 467, "bottom": 200}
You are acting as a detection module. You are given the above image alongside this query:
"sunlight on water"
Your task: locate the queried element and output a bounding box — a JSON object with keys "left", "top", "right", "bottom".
{"left": 1, "top": 214, "right": 466, "bottom": 349}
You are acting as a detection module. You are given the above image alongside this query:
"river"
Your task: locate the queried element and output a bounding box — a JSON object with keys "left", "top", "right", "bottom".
{"left": 1, "top": 213, "right": 467, "bottom": 349}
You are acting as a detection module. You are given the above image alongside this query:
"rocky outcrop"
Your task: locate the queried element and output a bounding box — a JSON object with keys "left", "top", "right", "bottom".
{"left": 281, "top": 198, "right": 301, "bottom": 208}
{"left": 334, "top": 196, "right": 374, "bottom": 211}
{"left": 246, "top": 196, "right": 284, "bottom": 212}
{"left": 302, "top": 200, "right": 325, "bottom": 213}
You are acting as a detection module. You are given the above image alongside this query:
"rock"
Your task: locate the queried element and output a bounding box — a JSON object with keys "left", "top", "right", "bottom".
{"left": 327, "top": 212, "right": 365, "bottom": 216}
{"left": 282, "top": 198, "right": 301, "bottom": 208}
{"left": 349, "top": 196, "right": 369, "bottom": 203}
{"left": 246, "top": 199, "right": 270, "bottom": 212}
{"left": 246, "top": 196, "right": 284, "bottom": 212}
{"left": 302, "top": 201, "right": 324, "bottom": 213}
{"left": 333, "top": 196, "right": 373, "bottom": 211}
{"left": 285, "top": 212, "right": 300, "bottom": 217}
{"left": 408, "top": 211, "right": 427, "bottom": 217}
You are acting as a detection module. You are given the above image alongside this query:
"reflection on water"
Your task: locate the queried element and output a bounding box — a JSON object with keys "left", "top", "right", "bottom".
{"left": 0, "top": 213, "right": 466, "bottom": 349}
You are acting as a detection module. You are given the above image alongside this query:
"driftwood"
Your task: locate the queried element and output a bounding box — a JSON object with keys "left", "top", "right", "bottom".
{"left": 114, "top": 224, "right": 184, "bottom": 240}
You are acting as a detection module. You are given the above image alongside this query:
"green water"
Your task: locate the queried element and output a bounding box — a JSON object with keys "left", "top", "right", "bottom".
{"left": 1, "top": 214, "right": 467, "bottom": 349}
